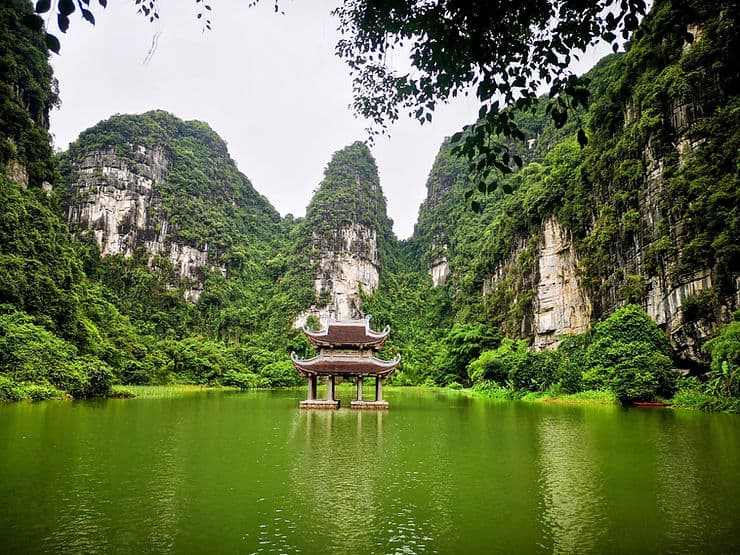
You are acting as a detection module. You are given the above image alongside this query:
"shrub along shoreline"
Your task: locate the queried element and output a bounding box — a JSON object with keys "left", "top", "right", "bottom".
{"left": 420, "top": 304, "right": 739, "bottom": 414}
{"left": 2, "top": 305, "right": 738, "bottom": 414}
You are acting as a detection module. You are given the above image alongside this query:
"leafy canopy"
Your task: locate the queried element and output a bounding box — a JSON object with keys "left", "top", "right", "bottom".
{"left": 333, "top": 0, "right": 648, "bottom": 191}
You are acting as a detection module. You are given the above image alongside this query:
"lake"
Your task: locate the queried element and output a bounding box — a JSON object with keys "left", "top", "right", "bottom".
{"left": 1, "top": 388, "right": 739, "bottom": 553}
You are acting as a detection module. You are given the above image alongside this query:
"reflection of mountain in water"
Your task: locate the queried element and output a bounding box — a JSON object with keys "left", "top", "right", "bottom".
{"left": 280, "top": 403, "right": 454, "bottom": 554}
{"left": 537, "top": 414, "right": 608, "bottom": 553}
{"left": 656, "top": 416, "right": 712, "bottom": 553}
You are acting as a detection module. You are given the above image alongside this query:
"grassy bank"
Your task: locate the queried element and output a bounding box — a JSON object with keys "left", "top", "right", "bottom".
{"left": 111, "top": 384, "right": 241, "bottom": 399}
{"left": 468, "top": 384, "right": 619, "bottom": 405}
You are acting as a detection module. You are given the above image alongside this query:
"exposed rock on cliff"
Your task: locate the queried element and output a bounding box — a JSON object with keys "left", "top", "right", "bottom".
{"left": 481, "top": 218, "right": 592, "bottom": 349}
{"left": 412, "top": 0, "right": 739, "bottom": 365}
{"left": 532, "top": 218, "right": 592, "bottom": 350}
{"left": 296, "top": 223, "right": 381, "bottom": 325}
{"left": 67, "top": 146, "right": 168, "bottom": 257}
{"left": 62, "top": 111, "right": 278, "bottom": 300}
{"left": 429, "top": 254, "right": 451, "bottom": 287}
{"left": 295, "top": 142, "right": 394, "bottom": 326}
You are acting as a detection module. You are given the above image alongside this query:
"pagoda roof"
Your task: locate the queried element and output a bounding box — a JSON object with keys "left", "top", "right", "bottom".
{"left": 291, "top": 351, "right": 400, "bottom": 378}
{"left": 302, "top": 316, "right": 390, "bottom": 348}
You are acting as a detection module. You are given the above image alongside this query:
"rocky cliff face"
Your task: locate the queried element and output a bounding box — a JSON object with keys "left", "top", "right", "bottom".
{"left": 66, "top": 145, "right": 220, "bottom": 300}
{"left": 481, "top": 219, "right": 592, "bottom": 349}
{"left": 67, "top": 146, "right": 168, "bottom": 257}
{"left": 295, "top": 142, "right": 393, "bottom": 326}
{"left": 295, "top": 223, "right": 380, "bottom": 326}
{"left": 532, "top": 218, "right": 592, "bottom": 349}
{"left": 417, "top": 0, "right": 739, "bottom": 365}
{"left": 429, "top": 254, "right": 451, "bottom": 287}
{"left": 62, "top": 111, "right": 279, "bottom": 302}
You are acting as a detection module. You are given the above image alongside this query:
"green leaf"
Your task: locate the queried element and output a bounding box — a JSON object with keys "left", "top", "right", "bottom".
{"left": 35, "top": 0, "right": 51, "bottom": 14}
{"left": 58, "top": 13, "right": 69, "bottom": 33}
{"left": 45, "top": 32, "right": 60, "bottom": 54}
{"left": 464, "top": 189, "right": 474, "bottom": 200}
{"left": 471, "top": 200, "right": 481, "bottom": 212}
{"left": 478, "top": 181, "right": 486, "bottom": 193}
{"left": 59, "top": 0, "right": 75, "bottom": 16}
{"left": 81, "top": 8, "right": 95, "bottom": 24}
{"left": 502, "top": 183, "right": 512, "bottom": 194}
{"left": 513, "top": 155, "right": 523, "bottom": 168}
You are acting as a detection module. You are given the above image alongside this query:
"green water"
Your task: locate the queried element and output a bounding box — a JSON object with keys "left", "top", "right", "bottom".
{"left": 1, "top": 388, "right": 739, "bottom": 554}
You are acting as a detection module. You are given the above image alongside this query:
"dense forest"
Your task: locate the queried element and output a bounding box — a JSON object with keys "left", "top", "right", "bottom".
{"left": 1, "top": 0, "right": 738, "bottom": 411}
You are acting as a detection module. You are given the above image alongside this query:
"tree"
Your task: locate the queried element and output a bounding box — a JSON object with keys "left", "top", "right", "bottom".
{"left": 334, "top": 1, "right": 647, "bottom": 182}
{"left": 434, "top": 322, "right": 501, "bottom": 385}
{"left": 583, "top": 305, "right": 676, "bottom": 403}
{"left": 703, "top": 312, "right": 740, "bottom": 398}
{"left": 31, "top": 0, "right": 651, "bottom": 198}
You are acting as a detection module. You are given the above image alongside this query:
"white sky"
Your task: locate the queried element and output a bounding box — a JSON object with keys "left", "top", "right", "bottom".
{"left": 48, "top": 0, "right": 610, "bottom": 239}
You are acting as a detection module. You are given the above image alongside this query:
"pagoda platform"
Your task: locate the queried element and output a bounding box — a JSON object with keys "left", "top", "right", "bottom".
{"left": 350, "top": 400, "right": 389, "bottom": 410}
{"left": 300, "top": 399, "right": 340, "bottom": 410}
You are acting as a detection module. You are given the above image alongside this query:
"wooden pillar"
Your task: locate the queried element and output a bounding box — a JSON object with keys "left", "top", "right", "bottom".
{"left": 307, "top": 375, "right": 317, "bottom": 400}
{"left": 356, "top": 377, "right": 363, "bottom": 401}
{"left": 375, "top": 376, "right": 383, "bottom": 402}
{"left": 327, "top": 375, "right": 335, "bottom": 401}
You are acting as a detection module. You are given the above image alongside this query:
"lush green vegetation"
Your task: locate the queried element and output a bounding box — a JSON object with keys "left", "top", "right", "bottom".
{"left": 0, "top": 0, "right": 57, "bottom": 186}
{"left": 0, "top": 1, "right": 313, "bottom": 398}
{"left": 358, "top": 0, "right": 738, "bottom": 412}
{"left": 368, "top": 302, "right": 679, "bottom": 406}
{"left": 302, "top": 141, "right": 395, "bottom": 261}
{"left": 401, "top": 0, "right": 739, "bottom": 337}
{"left": 2, "top": 0, "right": 738, "bottom": 415}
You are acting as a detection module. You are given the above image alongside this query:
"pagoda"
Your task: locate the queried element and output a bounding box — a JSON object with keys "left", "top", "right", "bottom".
{"left": 291, "top": 316, "right": 400, "bottom": 410}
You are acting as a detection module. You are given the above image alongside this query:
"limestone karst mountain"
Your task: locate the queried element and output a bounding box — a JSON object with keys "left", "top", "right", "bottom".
{"left": 1, "top": 0, "right": 738, "bottom": 403}
{"left": 293, "top": 141, "right": 396, "bottom": 326}
{"left": 409, "top": 0, "right": 740, "bottom": 365}
{"left": 60, "top": 111, "right": 280, "bottom": 301}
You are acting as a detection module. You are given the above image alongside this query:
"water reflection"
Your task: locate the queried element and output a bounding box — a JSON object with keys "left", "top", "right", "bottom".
{"left": 3, "top": 390, "right": 739, "bottom": 553}
{"left": 655, "top": 414, "right": 713, "bottom": 553}
{"left": 537, "top": 413, "right": 608, "bottom": 553}
{"left": 279, "top": 406, "right": 445, "bottom": 554}
{"left": 141, "top": 412, "right": 185, "bottom": 553}
{"left": 292, "top": 409, "right": 385, "bottom": 552}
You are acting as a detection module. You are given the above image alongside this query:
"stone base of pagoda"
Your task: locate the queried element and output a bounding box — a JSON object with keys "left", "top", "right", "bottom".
{"left": 350, "top": 400, "right": 389, "bottom": 410}
{"left": 300, "top": 399, "right": 340, "bottom": 410}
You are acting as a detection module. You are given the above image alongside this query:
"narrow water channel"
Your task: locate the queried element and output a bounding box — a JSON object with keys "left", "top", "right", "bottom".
{"left": 1, "top": 388, "right": 738, "bottom": 553}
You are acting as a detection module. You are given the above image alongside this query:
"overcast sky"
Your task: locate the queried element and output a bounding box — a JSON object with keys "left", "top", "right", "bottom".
{"left": 49, "top": 0, "right": 609, "bottom": 239}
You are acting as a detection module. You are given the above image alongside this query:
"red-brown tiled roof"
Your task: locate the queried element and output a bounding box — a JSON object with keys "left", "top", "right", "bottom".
{"left": 303, "top": 317, "right": 389, "bottom": 348}
{"left": 291, "top": 352, "right": 400, "bottom": 377}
